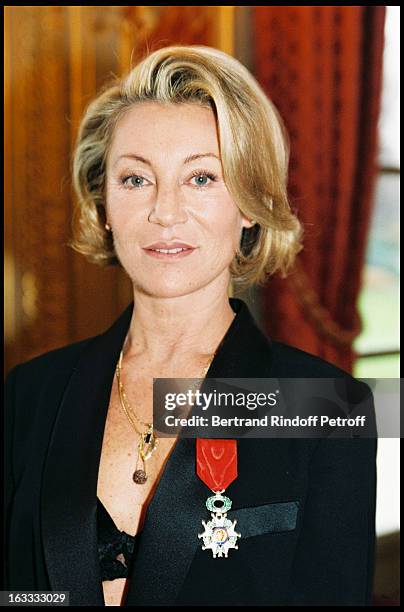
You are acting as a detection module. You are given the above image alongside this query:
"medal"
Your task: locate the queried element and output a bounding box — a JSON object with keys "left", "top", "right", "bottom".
{"left": 196, "top": 439, "right": 241, "bottom": 558}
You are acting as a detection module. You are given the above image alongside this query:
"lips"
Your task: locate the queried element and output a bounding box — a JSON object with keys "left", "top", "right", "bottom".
{"left": 144, "top": 241, "right": 196, "bottom": 250}
{"left": 143, "top": 242, "right": 197, "bottom": 260}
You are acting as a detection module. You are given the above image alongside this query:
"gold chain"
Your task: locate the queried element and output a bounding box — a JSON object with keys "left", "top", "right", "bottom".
{"left": 116, "top": 350, "right": 149, "bottom": 432}
{"left": 115, "top": 348, "right": 217, "bottom": 435}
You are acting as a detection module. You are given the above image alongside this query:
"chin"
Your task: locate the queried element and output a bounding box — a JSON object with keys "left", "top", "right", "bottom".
{"left": 124, "top": 258, "right": 232, "bottom": 298}
{"left": 132, "top": 276, "right": 205, "bottom": 299}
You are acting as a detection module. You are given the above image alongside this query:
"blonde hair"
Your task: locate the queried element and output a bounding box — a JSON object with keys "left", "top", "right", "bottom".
{"left": 70, "top": 45, "right": 303, "bottom": 288}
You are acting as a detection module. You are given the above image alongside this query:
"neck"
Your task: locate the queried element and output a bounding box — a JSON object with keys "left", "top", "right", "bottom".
{"left": 124, "top": 284, "right": 236, "bottom": 365}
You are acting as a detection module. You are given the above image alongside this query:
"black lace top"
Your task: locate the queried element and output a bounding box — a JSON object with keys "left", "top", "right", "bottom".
{"left": 97, "top": 497, "right": 139, "bottom": 581}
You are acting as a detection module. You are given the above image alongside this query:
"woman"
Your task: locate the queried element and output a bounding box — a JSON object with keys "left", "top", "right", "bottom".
{"left": 4, "top": 45, "right": 377, "bottom": 606}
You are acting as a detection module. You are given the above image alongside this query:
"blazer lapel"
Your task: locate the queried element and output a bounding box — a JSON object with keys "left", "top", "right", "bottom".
{"left": 41, "top": 298, "right": 274, "bottom": 606}
{"left": 41, "top": 304, "right": 133, "bottom": 606}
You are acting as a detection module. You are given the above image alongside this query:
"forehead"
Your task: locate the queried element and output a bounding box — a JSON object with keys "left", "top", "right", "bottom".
{"left": 108, "top": 101, "right": 220, "bottom": 160}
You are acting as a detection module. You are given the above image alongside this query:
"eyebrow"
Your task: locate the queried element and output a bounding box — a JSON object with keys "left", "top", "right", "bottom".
{"left": 113, "top": 152, "right": 220, "bottom": 168}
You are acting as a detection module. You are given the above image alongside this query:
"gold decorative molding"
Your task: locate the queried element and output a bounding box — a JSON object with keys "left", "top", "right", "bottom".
{"left": 216, "top": 6, "right": 235, "bottom": 56}
{"left": 4, "top": 253, "right": 16, "bottom": 342}
{"left": 21, "top": 270, "right": 38, "bottom": 325}
{"left": 68, "top": 6, "right": 97, "bottom": 148}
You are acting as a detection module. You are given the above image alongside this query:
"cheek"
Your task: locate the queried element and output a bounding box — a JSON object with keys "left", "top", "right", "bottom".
{"left": 208, "top": 203, "right": 242, "bottom": 249}
{"left": 107, "top": 193, "right": 145, "bottom": 234}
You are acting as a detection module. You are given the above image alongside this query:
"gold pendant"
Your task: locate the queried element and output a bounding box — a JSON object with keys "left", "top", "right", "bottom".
{"left": 132, "top": 427, "right": 157, "bottom": 485}
{"left": 139, "top": 426, "right": 158, "bottom": 461}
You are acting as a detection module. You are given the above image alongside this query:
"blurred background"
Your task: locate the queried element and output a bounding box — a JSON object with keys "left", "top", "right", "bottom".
{"left": 4, "top": 6, "right": 399, "bottom": 604}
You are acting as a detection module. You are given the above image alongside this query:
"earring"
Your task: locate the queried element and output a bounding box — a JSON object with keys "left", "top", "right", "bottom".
{"left": 105, "top": 223, "right": 111, "bottom": 231}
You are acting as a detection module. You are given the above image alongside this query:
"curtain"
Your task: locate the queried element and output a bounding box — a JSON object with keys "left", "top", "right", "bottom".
{"left": 253, "top": 6, "right": 386, "bottom": 373}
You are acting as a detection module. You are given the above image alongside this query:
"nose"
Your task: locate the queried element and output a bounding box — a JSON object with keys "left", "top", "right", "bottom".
{"left": 148, "top": 185, "right": 188, "bottom": 227}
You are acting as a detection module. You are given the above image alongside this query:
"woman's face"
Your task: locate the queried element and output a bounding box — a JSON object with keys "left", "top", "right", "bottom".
{"left": 105, "top": 101, "right": 253, "bottom": 298}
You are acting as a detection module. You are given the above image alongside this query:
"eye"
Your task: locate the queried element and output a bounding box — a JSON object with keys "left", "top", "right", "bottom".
{"left": 121, "top": 174, "right": 147, "bottom": 189}
{"left": 190, "top": 171, "right": 218, "bottom": 189}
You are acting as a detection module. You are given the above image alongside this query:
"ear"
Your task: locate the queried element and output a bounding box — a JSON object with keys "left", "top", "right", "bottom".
{"left": 241, "top": 214, "right": 256, "bottom": 230}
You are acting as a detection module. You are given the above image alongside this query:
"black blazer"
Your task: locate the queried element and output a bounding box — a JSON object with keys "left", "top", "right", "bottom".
{"left": 4, "top": 297, "right": 377, "bottom": 606}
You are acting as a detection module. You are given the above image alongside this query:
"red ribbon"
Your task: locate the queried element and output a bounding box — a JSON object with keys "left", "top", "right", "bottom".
{"left": 196, "top": 439, "right": 238, "bottom": 492}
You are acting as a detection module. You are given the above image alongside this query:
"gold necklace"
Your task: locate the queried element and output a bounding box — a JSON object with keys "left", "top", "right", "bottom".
{"left": 116, "top": 348, "right": 217, "bottom": 485}
{"left": 116, "top": 351, "right": 157, "bottom": 484}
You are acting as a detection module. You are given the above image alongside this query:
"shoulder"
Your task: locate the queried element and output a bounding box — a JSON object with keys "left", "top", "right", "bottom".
{"left": 5, "top": 335, "right": 98, "bottom": 388}
{"left": 268, "top": 338, "right": 377, "bottom": 441}
{"left": 269, "top": 339, "right": 354, "bottom": 379}
{"left": 269, "top": 338, "right": 374, "bottom": 403}
{"left": 5, "top": 335, "right": 101, "bottom": 441}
